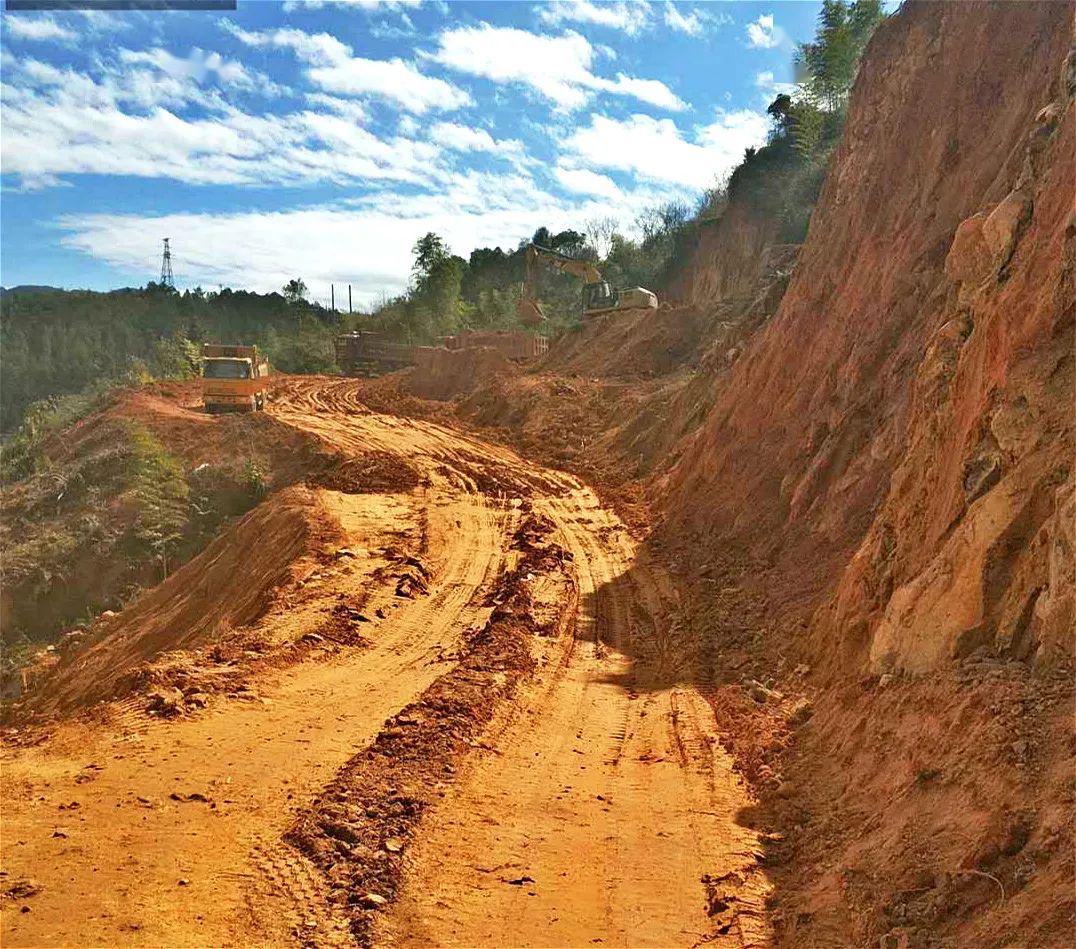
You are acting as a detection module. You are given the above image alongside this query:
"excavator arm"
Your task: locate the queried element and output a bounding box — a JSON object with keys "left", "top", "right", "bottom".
{"left": 517, "top": 243, "right": 604, "bottom": 325}
{"left": 526, "top": 244, "right": 603, "bottom": 284}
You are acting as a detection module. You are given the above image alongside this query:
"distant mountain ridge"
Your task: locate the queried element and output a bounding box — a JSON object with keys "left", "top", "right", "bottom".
{"left": 1, "top": 285, "right": 65, "bottom": 296}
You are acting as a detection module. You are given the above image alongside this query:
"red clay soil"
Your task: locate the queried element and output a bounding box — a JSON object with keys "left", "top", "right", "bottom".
{"left": 286, "top": 512, "right": 575, "bottom": 946}
{"left": 660, "top": 2, "right": 1074, "bottom": 672}
{"left": 389, "top": 245, "right": 795, "bottom": 529}
{"left": 384, "top": 4, "right": 1075, "bottom": 945}
{"left": 405, "top": 345, "right": 517, "bottom": 402}
{"left": 541, "top": 304, "right": 708, "bottom": 379}
{"left": 4, "top": 6, "right": 1070, "bottom": 947}
{"left": 663, "top": 196, "right": 783, "bottom": 310}
{"left": 12, "top": 486, "right": 338, "bottom": 720}
{"left": 105, "top": 382, "right": 327, "bottom": 481}
{"left": 651, "top": 4, "right": 1075, "bottom": 947}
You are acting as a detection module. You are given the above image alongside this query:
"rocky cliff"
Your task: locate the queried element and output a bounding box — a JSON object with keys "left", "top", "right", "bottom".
{"left": 662, "top": 0, "right": 1074, "bottom": 677}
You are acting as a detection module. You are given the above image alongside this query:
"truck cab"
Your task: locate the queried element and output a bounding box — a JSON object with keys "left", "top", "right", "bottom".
{"left": 201, "top": 344, "right": 269, "bottom": 413}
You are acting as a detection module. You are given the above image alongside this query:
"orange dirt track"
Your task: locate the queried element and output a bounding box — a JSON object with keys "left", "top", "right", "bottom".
{"left": 1, "top": 378, "right": 766, "bottom": 948}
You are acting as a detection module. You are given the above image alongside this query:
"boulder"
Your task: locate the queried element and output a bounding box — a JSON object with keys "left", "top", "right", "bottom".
{"left": 982, "top": 189, "right": 1032, "bottom": 271}
{"left": 944, "top": 213, "right": 992, "bottom": 285}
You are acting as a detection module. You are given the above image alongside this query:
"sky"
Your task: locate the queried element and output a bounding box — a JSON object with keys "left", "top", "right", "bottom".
{"left": 0, "top": 0, "right": 822, "bottom": 308}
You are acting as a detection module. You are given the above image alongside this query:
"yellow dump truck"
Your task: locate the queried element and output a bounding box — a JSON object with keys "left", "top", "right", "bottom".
{"left": 201, "top": 344, "right": 269, "bottom": 414}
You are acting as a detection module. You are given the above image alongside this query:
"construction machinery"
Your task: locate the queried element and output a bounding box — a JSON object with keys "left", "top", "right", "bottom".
{"left": 201, "top": 344, "right": 270, "bottom": 414}
{"left": 517, "top": 243, "right": 658, "bottom": 325}
{"left": 335, "top": 332, "right": 415, "bottom": 377}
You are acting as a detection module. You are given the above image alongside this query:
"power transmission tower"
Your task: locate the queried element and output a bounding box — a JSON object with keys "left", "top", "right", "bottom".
{"left": 159, "top": 238, "right": 174, "bottom": 288}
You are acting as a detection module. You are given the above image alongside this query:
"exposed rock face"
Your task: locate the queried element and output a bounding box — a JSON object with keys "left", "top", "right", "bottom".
{"left": 662, "top": 1, "right": 1074, "bottom": 675}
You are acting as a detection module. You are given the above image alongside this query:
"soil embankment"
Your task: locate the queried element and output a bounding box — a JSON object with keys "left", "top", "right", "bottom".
{"left": 657, "top": 5, "right": 1075, "bottom": 946}
{"left": 366, "top": 4, "right": 1076, "bottom": 945}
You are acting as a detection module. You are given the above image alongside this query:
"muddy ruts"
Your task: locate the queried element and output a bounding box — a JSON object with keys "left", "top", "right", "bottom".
{"left": 284, "top": 515, "right": 575, "bottom": 945}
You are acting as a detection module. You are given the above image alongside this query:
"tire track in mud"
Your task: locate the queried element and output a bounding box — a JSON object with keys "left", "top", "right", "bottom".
{"left": 381, "top": 477, "right": 770, "bottom": 948}
{"left": 0, "top": 387, "right": 522, "bottom": 948}
{"left": 270, "top": 379, "right": 772, "bottom": 948}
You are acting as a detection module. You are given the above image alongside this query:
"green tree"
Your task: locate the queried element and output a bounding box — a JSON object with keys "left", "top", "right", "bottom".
{"left": 282, "top": 278, "right": 308, "bottom": 305}
{"left": 411, "top": 233, "right": 449, "bottom": 290}
{"left": 790, "top": 101, "right": 825, "bottom": 160}
{"left": 798, "top": 0, "right": 885, "bottom": 111}
{"left": 126, "top": 423, "right": 189, "bottom": 580}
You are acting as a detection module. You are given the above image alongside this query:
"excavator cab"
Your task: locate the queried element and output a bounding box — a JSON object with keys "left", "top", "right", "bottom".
{"left": 582, "top": 281, "right": 617, "bottom": 316}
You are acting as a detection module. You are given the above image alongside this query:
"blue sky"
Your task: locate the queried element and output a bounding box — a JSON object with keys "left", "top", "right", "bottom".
{"left": 0, "top": 0, "right": 822, "bottom": 307}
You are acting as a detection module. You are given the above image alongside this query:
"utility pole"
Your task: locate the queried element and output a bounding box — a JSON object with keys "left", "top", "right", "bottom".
{"left": 331, "top": 284, "right": 335, "bottom": 312}
{"left": 159, "top": 238, "right": 174, "bottom": 288}
{"left": 348, "top": 284, "right": 352, "bottom": 314}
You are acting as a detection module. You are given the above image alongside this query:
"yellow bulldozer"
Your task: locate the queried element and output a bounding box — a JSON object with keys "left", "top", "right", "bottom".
{"left": 517, "top": 243, "right": 658, "bottom": 326}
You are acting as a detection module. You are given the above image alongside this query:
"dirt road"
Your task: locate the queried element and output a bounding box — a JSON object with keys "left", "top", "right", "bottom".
{"left": 1, "top": 378, "right": 767, "bottom": 947}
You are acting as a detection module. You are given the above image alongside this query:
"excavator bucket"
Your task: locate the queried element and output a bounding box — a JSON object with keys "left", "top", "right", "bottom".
{"left": 517, "top": 296, "right": 545, "bottom": 327}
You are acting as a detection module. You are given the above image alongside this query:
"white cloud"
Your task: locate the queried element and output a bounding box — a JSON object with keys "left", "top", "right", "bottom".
{"left": 309, "top": 56, "right": 470, "bottom": 112}
{"left": 538, "top": 1, "right": 653, "bottom": 36}
{"left": 429, "top": 24, "right": 684, "bottom": 111}
{"left": 0, "top": 55, "right": 444, "bottom": 189}
{"left": 664, "top": 5, "right": 730, "bottom": 37}
{"left": 554, "top": 164, "right": 622, "bottom": 200}
{"left": 746, "top": 13, "right": 782, "bottom": 49}
{"left": 305, "top": 92, "right": 369, "bottom": 122}
{"left": 663, "top": 5, "right": 702, "bottom": 36}
{"left": 282, "top": 0, "right": 420, "bottom": 10}
{"left": 223, "top": 22, "right": 351, "bottom": 65}
{"left": 429, "top": 122, "right": 524, "bottom": 156}
{"left": 1, "top": 15, "right": 76, "bottom": 42}
{"left": 604, "top": 74, "right": 685, "bottom": 111}
{"left": 225, "top": 21, "right": 471, "bottom": 113}
{"left": 117, "top": 47, "right": 283, "bottom": 94}
{"left": 560, "top": 110, "right": 769, "bottom": 189}
{"left": 5, "top": 54, "right": 233, "bottom": 114}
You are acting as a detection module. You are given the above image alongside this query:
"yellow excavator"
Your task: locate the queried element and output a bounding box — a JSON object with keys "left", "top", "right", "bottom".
{"left": 517, "top": 243, "right": 658, "bottom": 326}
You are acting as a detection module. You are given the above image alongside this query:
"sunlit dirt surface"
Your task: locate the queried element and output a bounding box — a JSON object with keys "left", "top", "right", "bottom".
{"left": 1, "top": 378, "right": 766, "bottom": 947}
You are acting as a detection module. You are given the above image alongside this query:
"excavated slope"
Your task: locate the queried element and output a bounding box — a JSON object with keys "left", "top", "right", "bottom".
{"left": 662, "top": 0, "right": 1074, "bottom": 675}
{"left": 17, "top": 486, "right": 333, "bottom": 718}
{"left": 664, "top": 195, "right": 782, "bottom": 309}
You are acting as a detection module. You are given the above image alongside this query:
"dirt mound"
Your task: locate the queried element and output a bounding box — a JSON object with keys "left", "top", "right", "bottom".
{"left": 110, "top": 382, "right": 325, "bottom": 481}
{"left": 12, "top": 486, "right": 337, "bottom": 720}
{"left": 541, "top": 305, "right": 706, "bottom": 378}
{"left": 1, "top": 382, "right": 327, "bottom": 652}
{"left": 405, "top": 346, "right": 518, "bottom": 402}
{"left": 311, "top": 451, "right": 425, "bottom": 494}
